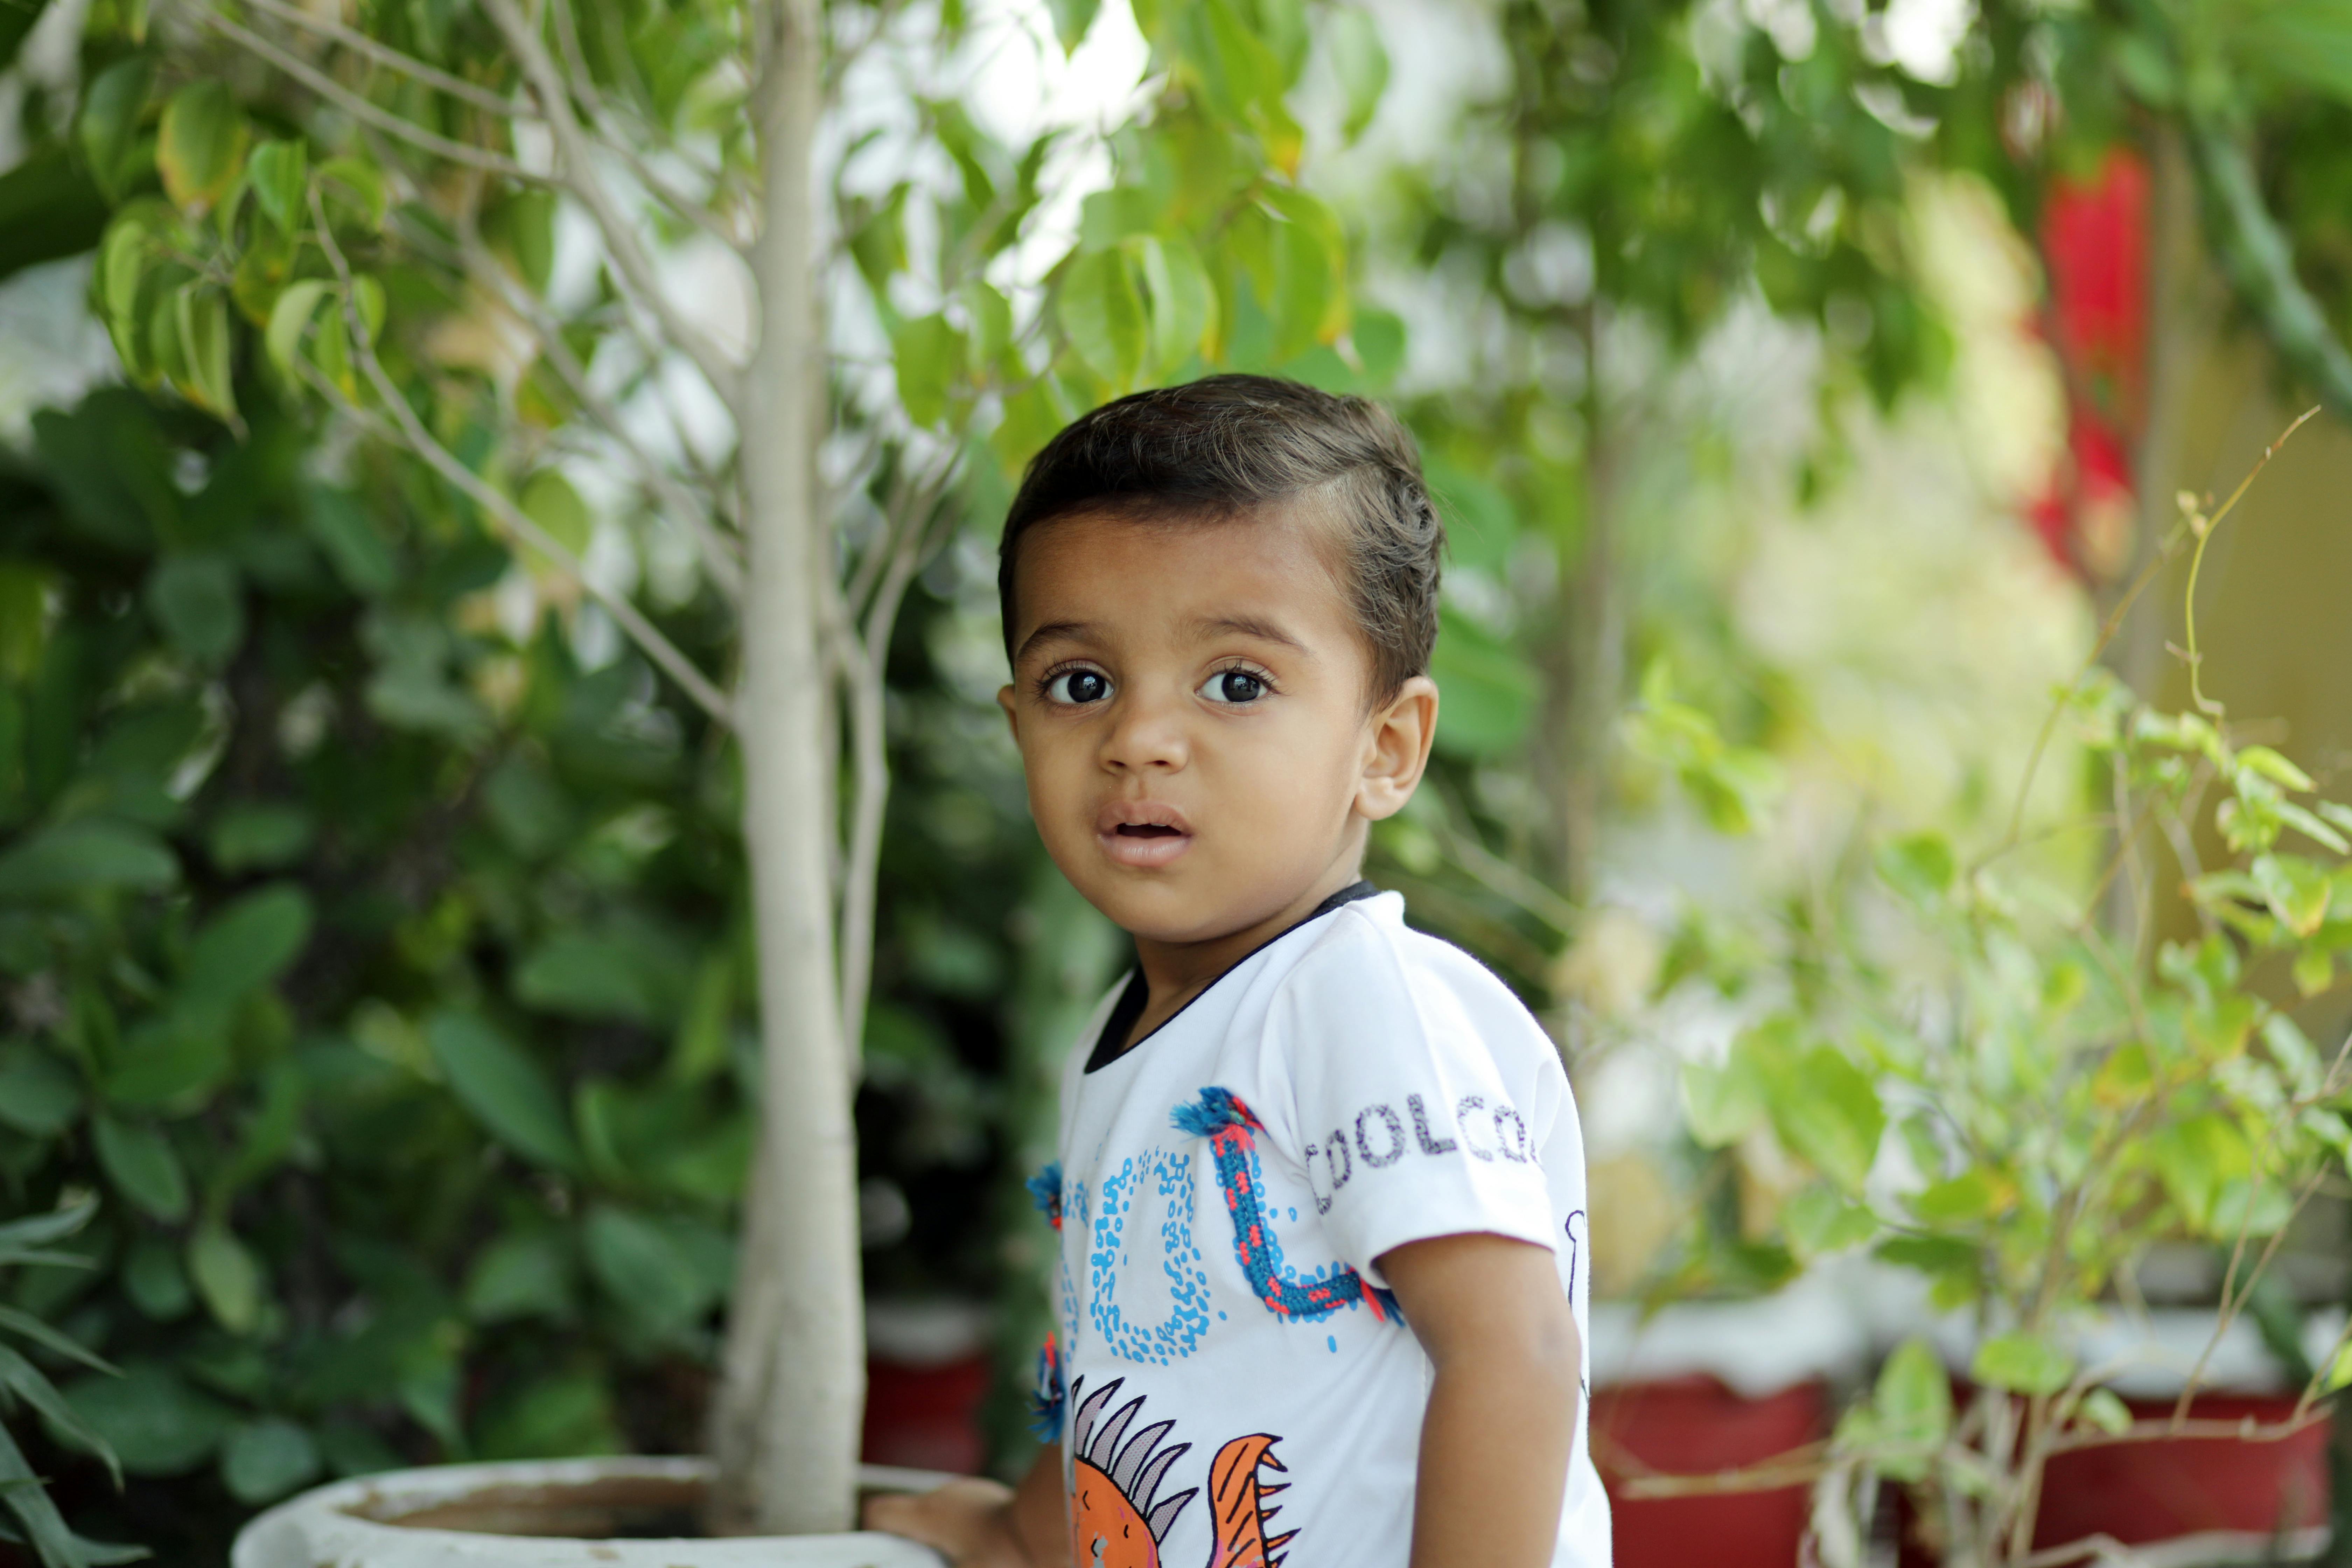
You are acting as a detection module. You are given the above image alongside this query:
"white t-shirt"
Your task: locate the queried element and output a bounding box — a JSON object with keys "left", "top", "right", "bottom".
{"left": 1032, "top": 884, "right": 1610, "bottom": 1568}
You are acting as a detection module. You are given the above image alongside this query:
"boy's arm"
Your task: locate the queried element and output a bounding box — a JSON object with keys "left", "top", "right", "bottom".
{"left": 862, "top": 1443, "right": 1067, "bottom": 1568}
{"left": 1381, "top": 1231, "right": 1581, "bottom": 1568}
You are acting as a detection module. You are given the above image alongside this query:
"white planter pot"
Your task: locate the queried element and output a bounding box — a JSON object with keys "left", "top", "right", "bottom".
{"left": 231, "top": 1456, "right": 952, "bottom": 1568}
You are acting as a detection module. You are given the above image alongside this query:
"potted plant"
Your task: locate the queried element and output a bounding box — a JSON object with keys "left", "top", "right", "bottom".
{"left": 0, "top": 0, "right": 1394, "bottom": 1558}
{"left": 1646, "top": 421, "right": 2352, "bottom": 1565}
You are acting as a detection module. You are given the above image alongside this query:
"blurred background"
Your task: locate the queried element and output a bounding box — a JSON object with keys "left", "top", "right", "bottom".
{"left": 7, "top": 0, "right": 2352, "bottom": 1559}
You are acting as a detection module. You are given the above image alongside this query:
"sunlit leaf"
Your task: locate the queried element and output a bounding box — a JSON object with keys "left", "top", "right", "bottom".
{"left": 1972, "top": 1332, "right": 2073, "bottom": 1396}
{"left": 1058, "top": 247, "right": 1148, "bottom": 391}
{"left": 156, "top": 83, "right": 246, "bottom": 216}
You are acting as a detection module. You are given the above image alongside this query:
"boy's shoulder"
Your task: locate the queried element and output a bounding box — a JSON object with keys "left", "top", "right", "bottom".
{"left": 1270, "top": 892, "right": 1547, "bottom": 1044}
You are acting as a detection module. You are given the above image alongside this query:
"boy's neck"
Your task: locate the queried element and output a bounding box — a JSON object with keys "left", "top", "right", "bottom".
{"left": 1124, "top": 861, "right": 1369, "bottom": 1047}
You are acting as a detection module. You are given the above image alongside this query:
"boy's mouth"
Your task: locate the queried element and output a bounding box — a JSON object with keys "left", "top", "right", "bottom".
{"left": 1097, "top": 802, "right": 1195, "bottom": 868}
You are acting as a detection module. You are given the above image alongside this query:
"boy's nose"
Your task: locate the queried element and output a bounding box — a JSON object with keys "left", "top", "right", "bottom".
{"left": 1098, "top": 691, "right": 1189, "bottom": 774}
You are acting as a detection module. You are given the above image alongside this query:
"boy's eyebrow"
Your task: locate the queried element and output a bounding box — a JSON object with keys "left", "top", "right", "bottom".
{"left": 1193, "top": 614, "right": 1312, "bottom": 655}
{"left": 1013, "top": 620, "right": 1097, "bottom": 665}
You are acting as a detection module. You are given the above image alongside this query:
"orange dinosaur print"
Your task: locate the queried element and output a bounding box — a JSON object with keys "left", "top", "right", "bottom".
{"left": 1067, "top": 1378, "right": 1295, "bottom": 1568}
{"left": 1207, "top": 1433, "right": 1294, "bottom": 1568}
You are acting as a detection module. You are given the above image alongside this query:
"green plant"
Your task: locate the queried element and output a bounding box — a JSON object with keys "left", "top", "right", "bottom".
{"left": 0, "top": 1199, "right": 142, "bottom": 1568}
{"left": 41, "top": 0, "right": 1393, "bottom": 1525}
{"left": 1640, "top": 418, "right": 2352, "bottom": 1567}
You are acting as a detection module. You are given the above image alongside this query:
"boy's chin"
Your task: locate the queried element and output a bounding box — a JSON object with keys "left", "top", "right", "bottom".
{"left": 1068, "top": 862, "right": 1314, "bottom": 948}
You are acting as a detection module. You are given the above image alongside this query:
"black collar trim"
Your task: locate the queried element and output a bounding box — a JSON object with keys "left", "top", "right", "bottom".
{"left": 1083, "top": 881, "right": 1380, "bottom": 1075}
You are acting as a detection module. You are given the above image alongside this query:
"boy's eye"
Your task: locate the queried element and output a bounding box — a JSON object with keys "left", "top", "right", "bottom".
{"left": 1199, "top": 669, "right": 1268, "bottom": 706}
{"left": 1045, "top": 668, "right": 1112, "bottom": 705}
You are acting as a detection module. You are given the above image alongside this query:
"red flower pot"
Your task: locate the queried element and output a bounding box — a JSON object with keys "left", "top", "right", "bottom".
{"left": 861, "top": 1352, "right": 991, "bottom": 1476}
{"left": 2034, "top": 1392, "right": 2330, "bottom": 1555}
{"left": 1896, "top": 1389, "right": 2331, "bottom": 1566}
{"left": 1592, "top": 1376, "right": 1828, "bottom": 1568}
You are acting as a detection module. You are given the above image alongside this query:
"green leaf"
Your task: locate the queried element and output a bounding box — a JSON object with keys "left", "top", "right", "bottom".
{"left": 519, "top": 469, "right": 592, "bottom": 564}
{"left": 208, "top": 803, "right": 313, "bottom": 872}
{"left": 0, "top": 820, "right": 176, "bottom": 901}
{"left": 220, "top": 1418, "right": 320, "bottom": 1505}
{"left": 61, "top": 1362, "right": 233, "bottom": 1475}
{"left": 1972, "top": 1332, "right": 2074, "bottom": 1396}
{"left": 2078, "top": 1387, "right": 2133, "bottom": 1435}
{"left": 891, "top": 313, "right": 965, "bottom": 429}
{"left": 186, "top": 1224, "right": 263, "bottom": 1335}
{"left": 0, "top": 1046, "right": 83, "bottom": 1137}
{"left": 426, "top": 1011, "right": 581, "bottom": 1172}
{"left": 92, "top": 1114, "right": 189, "bottom": 1223}
{"left": 122, "top": 1236, "right": 192, "bottom": 1321}
{"left": 1770, "top": 1047, "right": 1885, "bottom": 1193}
{"left": 145, "top": 552, "right": 244, "bottom": 666}
{"left": 246, "top": 139, "right": 306, "bottom": 234}
{"left": 1327, "top": 7, "right": 1390, "bottom": 140}
{"left": 1136, "top": 234, "right": 1213, "bottom": 376}
{"left": 265, "top": 279, "right": 330, "bottom": 383}
{"left": 1680, "top": 1051, "right": 1765, "bottom": 1147}
{"left": 175, "top": 284, "right": 236, "bottom": 420}
{"left": 2252, "top": 853, "right": 2332, "bottom": 937}
{"left": 582, "top": 1205, "right": 709, "bottom": 1334}
{"left": 78, "top": 56, "right": 155, "bottom": 203}
{"left": 513, "top": 933, "right": 670, "bottom": 1026}
{"left": 2238, "top": 745, "right": 2316, "bottom": 793}
{"left": 1058, "top": 247, "right": 1149, "bottom": 391}
{"left": 0, "top": 1199, "right": 97, "bottom": 1255}
{"left": 1879, "top": 832, "right": 1957, "bottom": 906}
{"left": 1867, "top": 1337, "right": 1951, "bottom": 1479}
{"left": 183, "top": 882, "right": 313, "bottom": 1006}
{"left": 303, "top": 486, "right": 397, "bottom": 595}
{"left": 316, "top": 155, "right": 387, "bottom": 231}
{"left": 1783, "top": 1187, "right": 1875, "bottom": 1255}
{"left": 1910, "top": 1169, "right": 2007, "bottom": 1225}
{"left": 482, "top": 188, "right": 556, "bottom": 293}
{"left": 1428, "top": 608, "right": 1538, "bottom": 757}
{"left": 0, "top": 1306, "right": 115, "bottom": 1376}
{"left": 0, "top": 1344, "right": 121, "bottom": 1488}
{"left": 463, "top": 1231, "right": 573, "bottom": 1324}
{"left": 1044, "top": 0, "right": 1102, "bottom": 50}
{"left": 2295, "top": 945, "right": 2335, "bottom": 997}
{"left": 156, "top": 82, "right": 246, "bottom": 215}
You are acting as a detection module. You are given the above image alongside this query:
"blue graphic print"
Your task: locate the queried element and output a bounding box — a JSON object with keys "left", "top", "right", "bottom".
{"left": 1088, "top": 1149, "right": 1215, "bottom": 1365}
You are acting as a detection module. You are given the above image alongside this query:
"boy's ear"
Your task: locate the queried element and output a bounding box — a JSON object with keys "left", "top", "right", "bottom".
{"left": 997, "top": 683, "right": 1020, "bottom": 742}
{"left": 1356, "top": 675, "right": 1438, "bottom": 822}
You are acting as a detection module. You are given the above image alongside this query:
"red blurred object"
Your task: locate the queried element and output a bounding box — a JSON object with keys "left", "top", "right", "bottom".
{"left": 1897, "top": 1389, "right": 2330, "bottom": 1565}
{"left": 2036, "top": 1392, "right": 2330, "bottom": 1552}
{"left": 2029, "top": 149, "right": 2150, "bottom": 578}
{"left": 862, "top": 1352, "right": 991, "bottom": 1475}
{"left": 1593, "top": 1376, "right": 1827, "bottom": 1568}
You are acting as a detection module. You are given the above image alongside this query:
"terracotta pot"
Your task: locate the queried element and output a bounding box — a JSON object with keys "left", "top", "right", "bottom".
{"left": 1896, "top": 1389, "right": 2332, "bottom": 1567}
{"left": 864, "top": 1353, "right": 991, "bottom": 1474}
{"left": 2034, "top": 1392, "right": 2331, "bottom": 1562}
{"left": 230, "top": 1457, "right": 950, "bottom": 1568}
{"left": 1592, "top": 1375, "right": 1827, "bottom": 1568}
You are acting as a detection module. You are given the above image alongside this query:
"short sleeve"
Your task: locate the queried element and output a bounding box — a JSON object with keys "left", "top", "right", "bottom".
{"left": 1270, "top": 918, "right": 1559, "bottom": 1287}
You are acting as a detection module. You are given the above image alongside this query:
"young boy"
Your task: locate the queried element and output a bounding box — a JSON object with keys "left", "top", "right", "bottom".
{"left": 867, "top": 375, "right": 1609, "bottom": 1568}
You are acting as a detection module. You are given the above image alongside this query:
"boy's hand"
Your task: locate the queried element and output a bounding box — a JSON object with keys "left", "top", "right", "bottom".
{"left": 1380, "top": 1231, "right": 1580, "bottom": 1568}
{"left": 863, "top": 1446, "right": 1066, "bottom": 1568}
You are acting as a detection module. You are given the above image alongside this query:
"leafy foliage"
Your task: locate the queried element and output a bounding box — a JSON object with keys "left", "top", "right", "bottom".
{"left": 1658, "top": 468, "right": 2352, "bottom": 1563}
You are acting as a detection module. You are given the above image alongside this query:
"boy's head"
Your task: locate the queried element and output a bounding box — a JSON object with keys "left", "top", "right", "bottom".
{"left": 996, "top": 374, "right": 1446, "bottom": 947}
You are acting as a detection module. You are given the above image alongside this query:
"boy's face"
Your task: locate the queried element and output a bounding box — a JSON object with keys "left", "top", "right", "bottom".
{"left": 1000, "top": 504, "right": 1436, "bottom": 947}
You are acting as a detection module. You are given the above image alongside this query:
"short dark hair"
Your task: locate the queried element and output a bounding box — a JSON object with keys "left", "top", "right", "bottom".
{"left": 998, "top": 374, "right": 1445, "bottom": 703}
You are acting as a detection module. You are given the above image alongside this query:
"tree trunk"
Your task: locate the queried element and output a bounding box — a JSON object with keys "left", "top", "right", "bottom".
{"left": 709, "top": 0, "right": 864, "bottom": 1533}
{"left": 1543, "top": 304, "right": 1620, "bottom": 904}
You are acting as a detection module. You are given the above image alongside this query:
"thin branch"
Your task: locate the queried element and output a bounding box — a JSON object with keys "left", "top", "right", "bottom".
{"left": 453, "top": 227, "right": 747, "bottom": 600}
{"left": 306, "top": 187, "right": 733, "bottom": 726}
{"left": 545, "top": 0, "right": 745, "bottom": 252}
{"left": 234, "top": 0, "right": 537, "bottom": 119}
{"left": 835, "top": 458, "right": 959, "bottom": 1056}
{"left": 202, "top": 8, "right": 537, "bottom": 181}
{"left": 481, "top": 0, "right": 746, "bottom": 408}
